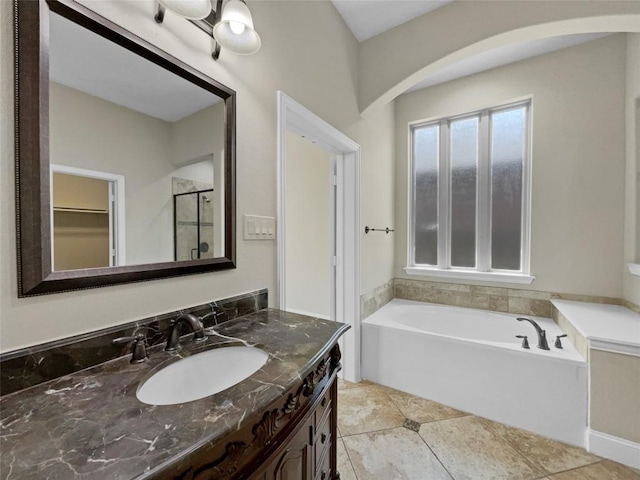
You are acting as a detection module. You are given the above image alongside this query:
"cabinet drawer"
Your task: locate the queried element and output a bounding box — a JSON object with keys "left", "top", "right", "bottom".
{"left": 314, "top": 440, "right": 331, "bottom": 480}
{"left": 314, "top": 413, "right": 331, "bottom": 472}
{"left": 314, "top": 388, "right": 331, "bottom": 428}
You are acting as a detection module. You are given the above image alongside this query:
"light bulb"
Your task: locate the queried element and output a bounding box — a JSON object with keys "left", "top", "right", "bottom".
{"left": 229, "top": 21, "right": 246, "bottom": 35}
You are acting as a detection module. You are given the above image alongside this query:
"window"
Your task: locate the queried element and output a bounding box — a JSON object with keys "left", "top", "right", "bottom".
{"left": 407, "top": 100, "right": 533, "bottom": 283}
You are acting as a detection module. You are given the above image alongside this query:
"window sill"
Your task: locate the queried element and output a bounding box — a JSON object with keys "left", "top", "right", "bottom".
{"left": 628, "top": 263, "right": 640, "bottom": 277}
{"left": 403, "top": 267, "right": 535, "bottom": 285}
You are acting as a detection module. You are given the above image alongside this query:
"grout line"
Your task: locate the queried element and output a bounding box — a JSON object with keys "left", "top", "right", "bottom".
{"left": 542, "top": 460, "right": 608, "bottom": 477}
{"left": 415, "top": 432, "right": 456, "bottom": 480}
{"left": 485, "top": 420, "right": 602, "bottom": 476}
{"left": 339, "top": 425, "right": 406, "bottom": 438}
{"left": 338, "top": 436, "right": 360, "bottom": 480}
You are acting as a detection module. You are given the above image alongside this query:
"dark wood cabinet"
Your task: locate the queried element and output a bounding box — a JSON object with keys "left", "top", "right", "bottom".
{"left": 262, "top": 416, "right": 313, "bottom": 480}
{"left": 255, "top": 377, "right": 337, "bottom": 480}
{"left": 162, "top": 343, "right": 341, "bottom": 480}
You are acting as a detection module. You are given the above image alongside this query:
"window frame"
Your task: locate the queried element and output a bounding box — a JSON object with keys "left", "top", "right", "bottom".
{"left": 406, "top": 99, "right": 534, "bottom": 284}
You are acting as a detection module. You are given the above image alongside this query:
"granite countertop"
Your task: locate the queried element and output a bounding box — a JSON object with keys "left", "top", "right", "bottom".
{"left": 0, "top": 309, "right": 348, "bottom": 480}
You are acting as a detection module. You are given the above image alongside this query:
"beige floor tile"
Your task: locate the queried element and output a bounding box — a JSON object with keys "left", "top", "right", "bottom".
{"left": 338, "top": 378, "right": 374, "bottom": 391}
{"left": 338, "top": 385, "right": 406, "bottom": 436}
{"left": 548, "top": 460, "right": 640, "bottom": 479}
{"left": 480, "top": 420, "right": 599, "bottom": 474}
{"left": 336, "top": 438, "right": 358, "bottom": 480}
{"left": 387, "top": 390, "right": 468, "bottom": 424}
{"left": 343, "top": 427, "right": 452, "bottom": 480}
{"left": 419, "top": 416, "right": 543, "bottom": 480}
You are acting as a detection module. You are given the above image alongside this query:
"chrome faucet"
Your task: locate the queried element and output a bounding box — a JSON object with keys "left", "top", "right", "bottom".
{"left": 516, "top": 317, "right": 550, "bottom": 350}
{"left": 165, "top": 313, "right": 207, "bottom": 351}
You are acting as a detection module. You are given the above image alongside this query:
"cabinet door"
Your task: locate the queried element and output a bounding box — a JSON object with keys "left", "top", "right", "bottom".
{"left": 268, "top": 423, "right": 313, "bottom": 480}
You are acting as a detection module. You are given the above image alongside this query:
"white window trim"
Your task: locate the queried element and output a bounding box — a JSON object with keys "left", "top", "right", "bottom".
{"left": 403, "top": 266, "right": 535, "bottom": 284}
{"left": 407, "top": 100, "right": 533, "bottom": 285}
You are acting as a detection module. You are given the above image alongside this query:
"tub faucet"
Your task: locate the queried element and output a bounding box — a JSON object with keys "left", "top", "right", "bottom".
{"left": 165, "top": 314, "right": 207, "bottom": 351}
{"left": 516, "top": 317, "right": 550, "bottom": 350}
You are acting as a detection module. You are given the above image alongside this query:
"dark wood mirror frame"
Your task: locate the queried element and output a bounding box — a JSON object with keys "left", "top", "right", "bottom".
{"left": 15, "top": 0, "right": 236, "bottom": 297}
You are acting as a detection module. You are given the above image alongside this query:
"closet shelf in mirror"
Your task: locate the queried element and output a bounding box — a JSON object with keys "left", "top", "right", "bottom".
{"left": 53, "top": 207, "right": 109, "bottom": 214}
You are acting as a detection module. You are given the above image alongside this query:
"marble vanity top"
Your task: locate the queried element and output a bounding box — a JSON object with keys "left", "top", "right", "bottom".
{"left": 0, "top": 309, "right": 348, "bottom": 479}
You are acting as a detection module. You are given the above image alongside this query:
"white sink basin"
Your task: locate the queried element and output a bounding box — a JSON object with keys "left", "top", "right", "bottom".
{"left": 137, "top": 346, "right": 269, "bottom": 405}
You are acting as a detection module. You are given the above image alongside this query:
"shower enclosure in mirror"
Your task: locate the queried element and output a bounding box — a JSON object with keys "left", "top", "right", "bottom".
{"left": 174, "top": 182, "right": 225, "bottom": 261}
{"left": 15, "top": 0, "right": 236, "bottom": 296}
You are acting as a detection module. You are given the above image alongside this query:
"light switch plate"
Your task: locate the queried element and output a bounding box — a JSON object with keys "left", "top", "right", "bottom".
{"left": 244, "top": 215, "right": 276, "bottom": 240}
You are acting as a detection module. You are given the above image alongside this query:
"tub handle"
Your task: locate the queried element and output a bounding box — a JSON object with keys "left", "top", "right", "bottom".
{"left": 516, "top": 335, "right": 530, "bottom": 349}
{"left": 555, "top": 334, "right": 567, "bottom": 349}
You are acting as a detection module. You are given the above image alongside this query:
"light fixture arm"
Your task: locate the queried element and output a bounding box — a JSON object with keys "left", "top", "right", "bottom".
{"left": 154, "top": 4, "right": 167, "bottom": 24}
{"left": 154, "top": 0, "right": 225, "bottom": 60}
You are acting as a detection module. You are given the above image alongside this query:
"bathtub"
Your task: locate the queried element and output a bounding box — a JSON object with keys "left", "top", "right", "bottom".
{"left": 362, "top": 299, "right": 588, "bottom": 447}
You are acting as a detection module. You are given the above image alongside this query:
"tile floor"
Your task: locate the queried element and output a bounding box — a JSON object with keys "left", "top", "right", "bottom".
{"left": 336, "top": 379, "right": 640, "bottom": 480}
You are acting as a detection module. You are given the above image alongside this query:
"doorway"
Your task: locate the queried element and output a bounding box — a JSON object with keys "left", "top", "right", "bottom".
{"left": 277, "top": 92, "right": 361, "bottom": 382}
{"left": 50, "top": 164, "right": 126, "bottom": 269}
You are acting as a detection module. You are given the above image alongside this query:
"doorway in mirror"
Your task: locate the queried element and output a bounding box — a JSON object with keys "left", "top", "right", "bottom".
{"left": 51, "top": 165, "right": 125, "bottom": 270}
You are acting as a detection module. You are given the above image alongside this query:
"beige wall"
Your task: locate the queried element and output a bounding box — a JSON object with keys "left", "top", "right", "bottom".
{"left": 171, "top": 101, "right": 225, "bottom": 168}
{"left": 352, "top": 100, "right": 396, "bottom": 295}
{"left": 623, "top": 33, "right": 640, "bottom": 306}
{"left": 394, "top": 35, "right": 627, "bottom": 298}
{"left": 50, "top": 82, "right": 175, "bottom": 265}
{"left": 590, "top": 349, "right": 640, "bottom": 443}
{"left": 358, "top": 0, "right": 640, "bottom": 114}
{"left": 0, "top": 0, "right": 396, "bottom": 352}
{"left": 285, "top": 131, "right": 332, "bottom": 318}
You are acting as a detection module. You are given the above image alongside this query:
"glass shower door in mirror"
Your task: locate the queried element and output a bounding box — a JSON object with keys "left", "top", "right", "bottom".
{"left": 174, "top": 187, "right": 216, "bottom": 261}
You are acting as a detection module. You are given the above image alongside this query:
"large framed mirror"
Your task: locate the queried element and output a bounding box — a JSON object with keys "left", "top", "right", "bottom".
{"left": 15, "top": 0, "right": 236, "bottom": 297}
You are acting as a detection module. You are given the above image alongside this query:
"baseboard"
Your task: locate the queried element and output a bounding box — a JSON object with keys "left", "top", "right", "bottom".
{"left": 587, "top": 429, "right": 640, "bottom": 470}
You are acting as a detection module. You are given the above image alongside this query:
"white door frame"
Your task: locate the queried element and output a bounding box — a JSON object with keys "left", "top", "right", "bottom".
{"left": 50, "top": 164, "right": 126, "bottom": 267}
{"left": 277, "top": 91, "right": 361, "bottom": 382}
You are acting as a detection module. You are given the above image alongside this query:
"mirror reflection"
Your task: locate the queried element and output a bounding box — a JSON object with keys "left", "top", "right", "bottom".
{"left": 49, "top": 12, "right": 226, "bottom": 271}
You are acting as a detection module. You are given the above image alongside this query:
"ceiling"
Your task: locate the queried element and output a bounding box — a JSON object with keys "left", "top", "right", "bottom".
{"left": 330, "top": 1, "right": 611, "bottom": 95}
{"left": 331, "top": 0, "right": 453, "bottom": 42}
{"left": 50, "top": 12, "right": 220, "bottom": 123}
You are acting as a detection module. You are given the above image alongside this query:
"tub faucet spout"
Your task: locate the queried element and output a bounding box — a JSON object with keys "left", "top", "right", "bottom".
{"left": 516, "top": 317, "right": 550, "bottom": 350}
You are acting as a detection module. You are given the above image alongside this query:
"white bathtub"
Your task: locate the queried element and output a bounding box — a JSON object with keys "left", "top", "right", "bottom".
{"left": 362, "top": 299, "right": 588, "bottom": 447}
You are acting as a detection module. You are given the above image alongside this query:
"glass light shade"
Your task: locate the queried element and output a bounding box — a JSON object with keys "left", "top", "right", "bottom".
{"left": 213, "top": 0, "right": 261, "bottom": 55}
{"left": 159, "top": 0, "right": 212, "bottom": 20}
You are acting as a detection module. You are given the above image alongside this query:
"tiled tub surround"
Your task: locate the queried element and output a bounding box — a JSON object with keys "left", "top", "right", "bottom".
{"left": 0, "top": 309, "right": 349, "bottom": 479}
{"left": 335, "top": 380, "right": 640, "bottom": 480}
{"left": 360, "top": 279, "right": 394, "bottom": 320}
{"left": 359, "top": 278, "right": 639, "bottom": 321}
{"left": 0, "top": 289, "right": 267, "bottom": 396}
{"left": 394, "top": 278, "right": 634, "bottom": 317}
{"left": 362, "top": 299, "right": 588, "bottom": 447}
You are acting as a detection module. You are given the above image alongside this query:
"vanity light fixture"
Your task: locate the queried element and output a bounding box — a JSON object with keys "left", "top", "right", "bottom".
{"left": 154, "top": 0, "right": 261, "bottom": 60}
{"left": 212, "top": 0, "right": 261, "bottom": 56}
{"left": 155, "top": 0, "right": 212, "bottom": 21}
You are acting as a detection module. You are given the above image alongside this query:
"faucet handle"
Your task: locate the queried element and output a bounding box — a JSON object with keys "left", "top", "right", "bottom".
{"left": 516, "top": 335, "right": 530, "bottom": 349}
{"left": 555, "top": 334, "right": 568, "bottom": 349}
{"left": 112, "top": 333, "right": 148, "bottom": 363}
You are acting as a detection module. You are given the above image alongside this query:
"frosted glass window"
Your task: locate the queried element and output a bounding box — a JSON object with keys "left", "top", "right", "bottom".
{"left": 410, "top": 100, "right": 530, "bottom": 277}
{"left": 450, "top": 117, "right": 478, "bottom": 268}
{"left": 490, "top": 107, "right": 526, "bottom": 270}
{"left": 413, "top": 125, "right": 439, "bottom": 265}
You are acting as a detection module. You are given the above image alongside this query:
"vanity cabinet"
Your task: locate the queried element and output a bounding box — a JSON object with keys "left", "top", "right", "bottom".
{"left": 160, "top": 343, "right": 342, "bottom": 480}
{"left": 255, "top": 380, "right": 336, "bottom": 480}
